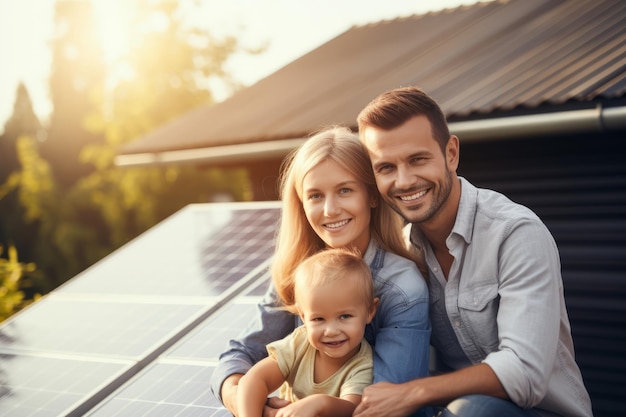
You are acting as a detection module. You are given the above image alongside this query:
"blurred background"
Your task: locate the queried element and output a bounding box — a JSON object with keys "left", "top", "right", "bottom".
{"left": 0, "top": 0, "right": 478, "bottom": 320}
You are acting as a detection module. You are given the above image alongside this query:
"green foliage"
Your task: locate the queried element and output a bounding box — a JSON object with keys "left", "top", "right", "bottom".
{"left": 0, "top": 0, "right": 260, "bottom": 307}
{"left": 0, "top": 245, "right": 37, "bottom": 322}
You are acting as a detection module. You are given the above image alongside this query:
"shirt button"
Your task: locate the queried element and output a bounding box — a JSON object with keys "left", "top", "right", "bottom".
{"left": 433, "top": 267, "right": 439, "bottom": 272}
{"left": 454, "top": 321, "right": 461, "bottom": 327}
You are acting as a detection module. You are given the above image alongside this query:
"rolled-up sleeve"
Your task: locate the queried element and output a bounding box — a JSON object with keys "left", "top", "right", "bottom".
{"left": 482, "top": 219, "right": 561, "bottom": 407}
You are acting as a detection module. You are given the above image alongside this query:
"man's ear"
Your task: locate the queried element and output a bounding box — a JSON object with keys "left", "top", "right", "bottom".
{"left": 367, "top": 297, "right": 380, "bottom": 323}
{"left": 446, "top": 135, "right": 460, "bottom": 171}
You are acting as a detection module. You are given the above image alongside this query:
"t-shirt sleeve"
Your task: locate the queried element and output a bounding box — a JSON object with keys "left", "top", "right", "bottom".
{"left": 266, "top": 325, "right": 308, "bottom": 378}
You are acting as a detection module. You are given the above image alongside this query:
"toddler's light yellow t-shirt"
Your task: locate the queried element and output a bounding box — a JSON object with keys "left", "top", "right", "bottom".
{"left": 266, "top": 325, "right": 373, "bottom": 401}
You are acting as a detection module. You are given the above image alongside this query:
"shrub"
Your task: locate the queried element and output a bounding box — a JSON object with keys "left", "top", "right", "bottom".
{"left": 0, "top": 245, "right": 37, "bottom": 322}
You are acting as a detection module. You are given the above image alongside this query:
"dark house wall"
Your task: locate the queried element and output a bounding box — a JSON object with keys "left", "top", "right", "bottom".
{"left": 457, "top": 132, "right": 626, "bottom": 417}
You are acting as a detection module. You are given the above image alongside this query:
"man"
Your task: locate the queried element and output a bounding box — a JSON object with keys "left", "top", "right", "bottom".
{"left": 354, "top": 86, "right": 592, "bottom": 417}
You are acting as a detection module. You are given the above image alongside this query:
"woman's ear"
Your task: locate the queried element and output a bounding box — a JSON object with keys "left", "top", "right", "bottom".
{"left": 369, "top": 193, "right": 378, "bottom": 208}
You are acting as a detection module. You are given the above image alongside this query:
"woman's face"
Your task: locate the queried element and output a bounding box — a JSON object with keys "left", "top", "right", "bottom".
{"left": 302, "top": 159, "right": 372, "bottom": 254}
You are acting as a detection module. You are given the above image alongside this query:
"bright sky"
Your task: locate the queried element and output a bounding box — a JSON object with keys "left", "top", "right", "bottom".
{"left": 0, "top": 0, "right": 483, "bottom": 133}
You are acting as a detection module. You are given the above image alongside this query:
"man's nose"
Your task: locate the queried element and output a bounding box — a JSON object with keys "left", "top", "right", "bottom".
{"left": 395, "top": 165, "right": 415, "bottom": 189}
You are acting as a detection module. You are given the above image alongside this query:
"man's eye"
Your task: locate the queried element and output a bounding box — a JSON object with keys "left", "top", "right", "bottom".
{"left": 377, "top": 164, "right": 393, "bottom": 173}
{"left": 410, "top": 156, "right": 427, "bottom": 164}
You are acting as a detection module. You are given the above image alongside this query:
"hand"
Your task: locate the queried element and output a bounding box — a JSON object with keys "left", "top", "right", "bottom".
{"left": 353, "top": 382, "right": 417, "bottom": 417}
{"left": 263, "top": 396, "right": 291, "bottom": 417}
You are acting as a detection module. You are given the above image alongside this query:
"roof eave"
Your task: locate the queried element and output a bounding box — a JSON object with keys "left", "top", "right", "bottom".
{"left": 114, "top": 105, "right": 626, "bottom": 168}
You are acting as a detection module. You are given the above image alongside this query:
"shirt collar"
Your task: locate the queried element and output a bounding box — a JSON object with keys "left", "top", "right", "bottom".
{"left": 453, "top": 177, "right": 477, "bottom": 245}
{"left": 409, "top": 176, "right": 477, "bottom": 248}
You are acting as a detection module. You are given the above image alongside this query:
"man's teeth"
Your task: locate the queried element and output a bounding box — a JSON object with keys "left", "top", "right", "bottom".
{"left": 325, "top": 219, "right": 349, "bottom": 228}
{"left": 400, "top": 190, "right": 427, "bottom": 201}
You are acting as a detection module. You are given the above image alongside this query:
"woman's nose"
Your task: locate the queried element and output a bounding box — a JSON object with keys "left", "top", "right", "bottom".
{"left": 324, "top": 197, "right": 340, "bottom": 217}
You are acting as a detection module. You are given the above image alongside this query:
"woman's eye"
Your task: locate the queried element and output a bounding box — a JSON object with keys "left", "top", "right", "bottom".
{"left": 339, "top": 188, "right": 352, "bottom": 194}
{"left": 307, "top": 193, "right": 322, "bottom": 200}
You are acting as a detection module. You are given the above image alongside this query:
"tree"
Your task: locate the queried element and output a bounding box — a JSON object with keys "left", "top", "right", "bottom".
{"left": 0, "top": 84, "right": 43, "bottom": 288}
{"left": 0, "top": 83, "right": 44, "bottom": 184}
{"left": 1, "top": 0, "right": 259, "bottom": 305}
{"left": 79, "top": 0, "right": 256, "bottom": 246}
{"left": 38, "top": 1, "right": 106, "bottom": 188}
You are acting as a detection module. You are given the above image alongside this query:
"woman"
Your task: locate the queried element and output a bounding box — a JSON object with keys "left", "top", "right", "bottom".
{"left": 210, "top": 126, "right": 431, "bottom": 416}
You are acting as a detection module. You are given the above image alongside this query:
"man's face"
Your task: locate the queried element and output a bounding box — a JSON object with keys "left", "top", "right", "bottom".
{"left": 361, "top": 115, "right": 458, "bottom": 225}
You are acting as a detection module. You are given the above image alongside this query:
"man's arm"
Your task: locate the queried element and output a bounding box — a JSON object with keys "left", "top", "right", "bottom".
{"left": 353, "top": 363, "right": 507, "bottom": 417}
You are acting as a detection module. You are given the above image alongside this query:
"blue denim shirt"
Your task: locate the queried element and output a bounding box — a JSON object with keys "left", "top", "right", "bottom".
{"left": 409, "top": 177, "right": 592, "bottom": 417}
{"left": 210, "top": 238, "right": 431, "bottom": 401}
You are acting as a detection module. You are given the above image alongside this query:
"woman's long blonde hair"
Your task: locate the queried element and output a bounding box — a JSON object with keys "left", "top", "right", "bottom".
{"left": 271, "top": 126, "right": 425, "bottom": 307}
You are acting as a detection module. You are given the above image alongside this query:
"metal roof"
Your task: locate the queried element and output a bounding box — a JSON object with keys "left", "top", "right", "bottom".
{"left": 117, "top": 0, "right": 626, "bottom": 162}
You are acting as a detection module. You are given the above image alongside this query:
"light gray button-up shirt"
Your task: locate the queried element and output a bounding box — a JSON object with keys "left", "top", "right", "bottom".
{"left": 409, "top": 177, "right": 592, "bottom": 417}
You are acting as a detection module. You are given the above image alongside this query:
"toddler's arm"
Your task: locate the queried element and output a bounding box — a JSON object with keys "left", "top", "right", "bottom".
{"left": 238, "top": 356, "right": 286, "bottom": 417}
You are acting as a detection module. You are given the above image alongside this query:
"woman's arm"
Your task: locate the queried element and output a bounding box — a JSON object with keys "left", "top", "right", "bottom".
{"left": 238, "top": 357, "right": 287, "bottom": 417}
{"left": 370, "top": 262, "right": 431, "bottom": 384}
{"left": 210, "top": 284, "right": 297, "bottom": 412}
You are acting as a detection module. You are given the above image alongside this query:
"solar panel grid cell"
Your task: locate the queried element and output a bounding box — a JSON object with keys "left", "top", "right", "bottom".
{"left": 0, "top": 353, "right": 132, "bottom": 417}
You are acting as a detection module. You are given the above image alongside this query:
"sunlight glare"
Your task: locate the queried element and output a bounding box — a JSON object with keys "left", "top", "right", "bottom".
{"left": 91, "top": 0, "right": 133, "bottom": 67}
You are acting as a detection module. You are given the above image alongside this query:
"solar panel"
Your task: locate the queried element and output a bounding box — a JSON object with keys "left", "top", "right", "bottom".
{"left": 84, "top": 362, "right": 230, "bottom": 417}
{"left": 84, "top": 295, "right": 265, "bottom": 417}
{"left": 0, "top": 353, "right": 132, "bottom": 417}
{"left": 0, "top": 202, "right": 281, "bottom": 416}
{"left": 1, "top": 296, "right": 208, "bottom": 358}
{"left": 164, "top": 298, "right": 263, "bottom": 362}
{"left": 58, "top": 203, "right": 279, "bottom": 297}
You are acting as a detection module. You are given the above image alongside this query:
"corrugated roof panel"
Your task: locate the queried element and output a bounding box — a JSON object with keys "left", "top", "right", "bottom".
{"left": 511, "top": 2, "right": 626, "bottom": 107}
{"left": 118, "top": 0, "right": 625, "bottom": 156}
{"left": 442, "top": 0, "right": 624, "bottom": 113}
